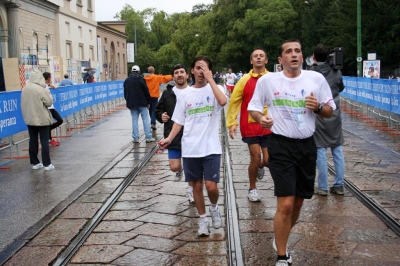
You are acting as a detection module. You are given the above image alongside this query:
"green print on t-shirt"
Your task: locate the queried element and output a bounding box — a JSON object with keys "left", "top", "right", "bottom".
{"left": 272, "top": 99, "right": 306, "bottom": 108}
{"left": 188, "top": 105, "right": 214, "bottom": 115}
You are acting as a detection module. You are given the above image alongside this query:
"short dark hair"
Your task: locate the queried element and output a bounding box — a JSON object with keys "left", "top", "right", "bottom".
{"left": 190, "top": 56, "right": 212, "bottom": 83}
{"left": 43, "top": 72, "right": 51, "bottom": 80}
{"left": 172, "top": 64, "right": 187, "bottom": 75}
{"left": 250, "top": 47, "right": 267, "bottom": 59}
{"left": 313, "top": 44, "right": 329, "bottom": 62}
{"left": 64, "top": 74, "right": 69, "bottom": 78}
{"left": 279, "top": 39, "right": 302, "bottom": 56}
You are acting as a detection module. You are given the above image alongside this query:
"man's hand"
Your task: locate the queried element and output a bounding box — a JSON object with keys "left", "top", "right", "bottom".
{"left": 148, "top": 104, "right": 150, "bottom": 109}
{"left": 161, "top": 112, "right": 170, "bottom": 123}
{"left": 229, "top": 125, "right": 237, "bottom": 139}
{"left": 259, "top": 115, "right": 274, "bottom": 129}
{"left": 305, "top": 92, "right": 319, "bottom": 112}
{"left": 158, "top": 139, "right": 171, "bottom": 146}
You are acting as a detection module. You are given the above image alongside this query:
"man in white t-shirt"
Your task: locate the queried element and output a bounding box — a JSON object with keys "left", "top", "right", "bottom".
{"left": 224, "top": 68, "right": 237, "bottom": 97}
{"left": 248, "top": 39, "right": 336, "bottom": 266}
{"left": 159, "top": 56, "right": 227, "bottom": 237}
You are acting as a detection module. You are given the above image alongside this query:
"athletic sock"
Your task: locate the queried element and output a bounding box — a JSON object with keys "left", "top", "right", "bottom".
{"left": 277, "top": 255, "right": 287, "bottom": 261}
{"left": 199, "top": 214, "right": 207, "bottom": 221}
{"left": 188, "top": 186, "right": 193, "bottom": 193}
{"left": 210, "top": 204, "right": 218, "bottom": 211}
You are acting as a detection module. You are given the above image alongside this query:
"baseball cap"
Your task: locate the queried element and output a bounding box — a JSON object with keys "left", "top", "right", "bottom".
{"left": 131, "top": 65, "right": 140, "bottom": 72}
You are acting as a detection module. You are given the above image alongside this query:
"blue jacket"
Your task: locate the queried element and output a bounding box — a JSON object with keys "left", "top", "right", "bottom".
{"left": 123, "top": 72, "right": 150, "bottom": 109}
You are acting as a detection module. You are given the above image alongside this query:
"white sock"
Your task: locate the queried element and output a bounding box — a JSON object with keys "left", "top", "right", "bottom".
{"left": 210, "top": 204, "right": 218, "bottom": 211}
{"left": 188, "top": 186, "right": 193, "bottom": 193}
{"left": 199, "top": 214, "right": 207, "bottom": 221}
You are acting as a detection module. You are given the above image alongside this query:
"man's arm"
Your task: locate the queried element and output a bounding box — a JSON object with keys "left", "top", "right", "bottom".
{"left": 158, "top": 122, "right": 183, "bottom": 146}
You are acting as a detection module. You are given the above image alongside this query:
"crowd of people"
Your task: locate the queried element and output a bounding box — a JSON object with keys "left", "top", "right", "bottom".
{"left": 20, "top": 38, "right": 344, "bottom": 266}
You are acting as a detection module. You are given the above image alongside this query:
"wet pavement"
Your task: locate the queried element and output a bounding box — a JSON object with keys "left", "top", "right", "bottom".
{"left": 2, "top": 99, "right": 400, "bottom": 265}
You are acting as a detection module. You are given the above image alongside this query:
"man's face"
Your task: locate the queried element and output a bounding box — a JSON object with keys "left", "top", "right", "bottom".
{"left": 278, "top": 42, "right": 303, "bottom": 71}
{"left": 251, "top": 49, "right": 268, "bottom": 68}
{"left": 46, "top": 75, "right": 51, "bottom": 84}
{"left": 228, "top": 69, "right": 232, "bottom": 74}
{"left": 173, "top": 68, "right": 188, "bottom": 86}
{"left": 191, "top": 60, "right": 209, "bottom": 85}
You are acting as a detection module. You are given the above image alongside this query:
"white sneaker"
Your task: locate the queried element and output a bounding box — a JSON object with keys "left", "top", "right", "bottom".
{"left": 257, "top": 167, "right": 265, "bottom": 180}
{"left": 276, "top": 260, "right": 289, "bottom": 266}
{"left": 247, "top": 189, "right": 261, "bottom": 202}
{"left": 197, "top": 220, "right": 210, "bottom": 236}
{"left": 44, "top": 164, "right": 55, "bottom": 171}
{"left": 174, "top": 169, "right": 183, "bottom": 182}
{"left": 32, "top": 163, "right": 43, "bottom": 170}
{"left": 145, "top": 138, "right": 155, "bottom": 142}
{"left": 187, "top": 191, "right": 195, "bottom": 204}
{"left": 273, "top": 237, "right": 292, "bottom": 264}
{"left": 209, "top": 206, "right": 222, "bottom": 229}
{"left": 132, "top": 139, "right": 139, "bottom": 143}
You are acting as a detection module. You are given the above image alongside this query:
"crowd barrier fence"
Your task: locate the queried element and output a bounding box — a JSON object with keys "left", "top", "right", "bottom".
{"left": 0, "top": 81, "right": 125, "bottom": 169}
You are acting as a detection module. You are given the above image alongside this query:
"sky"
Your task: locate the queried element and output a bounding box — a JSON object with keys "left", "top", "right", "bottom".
{"left": 95, "top": 0, "right": 214, "bottom": 21}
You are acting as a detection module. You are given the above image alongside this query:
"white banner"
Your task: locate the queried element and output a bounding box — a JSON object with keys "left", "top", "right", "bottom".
{"left": 127, "top": 43, "right": 134, "bottom": 63}
{"left": 97, "top": 37, "right": 103, "bottom": 73}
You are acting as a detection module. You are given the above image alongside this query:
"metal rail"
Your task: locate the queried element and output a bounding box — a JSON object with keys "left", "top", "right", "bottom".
{"left": 327, "top": 164, "right": 400, "bottom": 237}
{"left": 52, "top": 142, "right": 159, "bottom": 266}
{"left": 221, "top": 109, "right": 244, "bottom": 266}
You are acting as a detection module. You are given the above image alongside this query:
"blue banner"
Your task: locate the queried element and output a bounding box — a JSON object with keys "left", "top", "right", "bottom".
{"left": 0, "top": 81, "right": 124, "bottom": 138}
{"left": 342, "top": 77, "right": 400, "bottom": 115}
{"left": 0, "top": 91, "right": 27, "bottom": 138}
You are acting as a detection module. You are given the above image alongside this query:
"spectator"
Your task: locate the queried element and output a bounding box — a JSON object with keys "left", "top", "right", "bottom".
{"left": 124, "top": 65, "right": 155, "bottom": 143}
{"left": 213, "top": 71, "right": 220, "bottom": 84}
{"left": 159, "top": 56, "right": 227, "bottom": 237}
{"left": 143, "top": 66, "right": 172, "bottom": 130}
{"left": 58, "top": 74, "right": 74, "bottom": 87}
{"left": 21, "top": 68, "right": 55, "bottom": 170}
{"left": 226, "top": 48, "right": 271, "bottom": 202}
{"left": 248, "top": 39, "right": 335, "bottom": 266}
{"left": 43, "top": 72, "right": 63, "bottom": 147}
{"left": 311, "top": 44, "right": 345, "bottom": 196}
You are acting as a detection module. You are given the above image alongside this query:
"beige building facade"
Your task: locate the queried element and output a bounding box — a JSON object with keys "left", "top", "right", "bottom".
{"left": 97, "top": 21, "right": 127, "bottom": 81}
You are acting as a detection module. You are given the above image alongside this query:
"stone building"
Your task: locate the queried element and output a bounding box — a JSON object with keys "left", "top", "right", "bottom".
{"left": 96, "top": 21, "right": 127, "bottom": 81}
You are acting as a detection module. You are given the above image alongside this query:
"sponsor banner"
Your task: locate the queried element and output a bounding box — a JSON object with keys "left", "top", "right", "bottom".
{"left": 0, "top": 91, "right": 27, "bottom": 137}
{"left": 342, "top": 77, "right": 399, "bottom": 114}
{"left": 0, "top": 81, "right": 124, "bottom": 138}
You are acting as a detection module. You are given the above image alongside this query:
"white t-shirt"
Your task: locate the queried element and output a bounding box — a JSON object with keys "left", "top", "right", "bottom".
{"left": 248, "top": 70, "right": 336, "bottom": 139}
{"left": 172, "top": 86, "right": 187, "bottom": 99}
{"left": 225, "top": 73, "right": 237, "bottom": 86}
{"left": 172, "top": 84, "right": 226, "bottom": 157}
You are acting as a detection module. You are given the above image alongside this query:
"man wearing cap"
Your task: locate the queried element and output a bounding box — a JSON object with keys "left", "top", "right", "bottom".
{"left": 144, "top": 66, "right": 173, "bottom": 130}
{"left": 59, "top": 74, "right": 74, "bottom": 87}
{"left": 123, "top": 65, "right": 155, "bottom": 143}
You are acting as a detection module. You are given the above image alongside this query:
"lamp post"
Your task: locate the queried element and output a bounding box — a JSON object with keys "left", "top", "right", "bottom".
{"left": 357, "top": 0, "right": 362, "bottom": 77}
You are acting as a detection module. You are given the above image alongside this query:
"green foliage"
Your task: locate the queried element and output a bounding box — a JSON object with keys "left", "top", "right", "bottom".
{"left": 117, "top": 0, "right": 400, "bottom": 77}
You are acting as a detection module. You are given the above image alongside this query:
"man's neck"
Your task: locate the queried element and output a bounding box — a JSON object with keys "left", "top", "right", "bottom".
{"left": 175, "top": 84, "right": 187, "bottom": 89}
{"left": 253, "top": 66, "right": 265, "bottom": 74}
{"left": 193, "top": 81, "right": 207, "bottom": 88}
{"left": 283, "top": 69, "right": 301, "bottom": 78}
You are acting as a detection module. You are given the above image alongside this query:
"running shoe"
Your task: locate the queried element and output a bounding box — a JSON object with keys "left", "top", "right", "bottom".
{"left": 257, "top": 167, "right": 265, "bottom": 180}
{"left": 197, "top": 220, "right": 210, "bottom": 236}
{"left": 275, "top": 260, "right": 289, "bottom": 266}
{"left": 330, "top": 186, "right": 344, "bottom": 195}
{"left": 49, "top": 139, "right": 60, "bottom": 146}
{"left": 44, "top": 164, "right": 55, "bottom": 171}
{"left": 145, "top": 138, "right": 155, "bottom": 142}
{"left": 209, "top": 206, "right": 222, "bottom": 229}
{"left": 247, "top": 189, "right": 261, "bottom": 202}
{"left": 32, "top": 163, "right": 44, "bottom": 170}
{"left": 314, "top": 187, "right": 328, "bottom": 196}
{"left": 273, "top": 237, "right": 292, "bottom": 264}
{"left": 187, "top": 191, "right": 195, "bottom": 204}
{"left": 174, "top": 169, "right": 183, "bottom": 182}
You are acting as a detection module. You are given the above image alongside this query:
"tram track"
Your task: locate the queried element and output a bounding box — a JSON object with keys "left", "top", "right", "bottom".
{"left": 327, "top": 164, "right": 400, "bottom": 237}
{"left": 52, "top": 142, "right": 159, "bottom": 266}
{"left": 51, "top": 111, "right": 241, "bottom": 265}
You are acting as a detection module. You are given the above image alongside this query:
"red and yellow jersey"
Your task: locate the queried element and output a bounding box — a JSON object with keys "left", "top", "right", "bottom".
{"left": 226, "top": 69, "right": 271, "bottom": 138}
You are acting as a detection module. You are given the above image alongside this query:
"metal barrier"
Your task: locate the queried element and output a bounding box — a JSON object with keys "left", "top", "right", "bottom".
{"left": 0, "top": 97, "right": 125, "bottom": 169}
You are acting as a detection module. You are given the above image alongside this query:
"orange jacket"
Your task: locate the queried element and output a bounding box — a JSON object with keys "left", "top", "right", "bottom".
{"left": 144, "top": 74, "right": 172, "bottom": 98}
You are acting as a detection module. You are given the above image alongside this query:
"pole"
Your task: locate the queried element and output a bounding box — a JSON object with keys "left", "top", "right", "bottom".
{"left": 134, "top": 22, "right": 137, "bottom": 58}
{"left": 357, "top": 0, "right": 361, "bottom": 77}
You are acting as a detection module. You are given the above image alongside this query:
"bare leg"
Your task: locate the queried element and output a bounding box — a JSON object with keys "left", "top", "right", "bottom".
{"left": 248, "top": 143, "right": 262, "bottom": 190}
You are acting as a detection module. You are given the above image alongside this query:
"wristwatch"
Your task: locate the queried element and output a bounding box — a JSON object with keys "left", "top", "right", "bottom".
{"left": 314, "top": 104, "right": 323, "bottom": 114}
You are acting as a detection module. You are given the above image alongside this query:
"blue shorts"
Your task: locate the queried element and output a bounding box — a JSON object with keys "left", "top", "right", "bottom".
{"left": 168, "top": 148, "right": 182, "bottom": 159}
{"left": 182, "top": 154, "right": 221, "bottom": 183}
{"left": 242, "top": 134, "right": 270, "bottom": 147}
